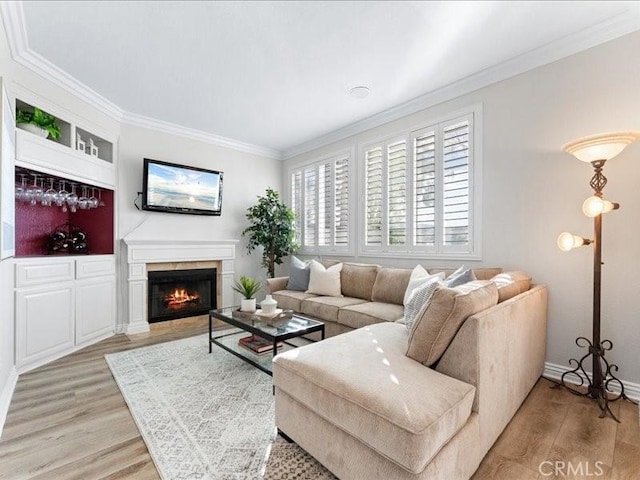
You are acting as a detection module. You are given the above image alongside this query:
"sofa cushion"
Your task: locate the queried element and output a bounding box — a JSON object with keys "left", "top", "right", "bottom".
{"left": 407, "top": 280, "right": 499, "bottom": 366}
{"left": 443, "top": 265, "right": 476, "bottom": 288}
{"left": 301, "top": 296, "right": 367, "bottom": 322}
{"left": 430, "top": 267, "right": 502, "bottom": 281}
{"left": 340, "top": 263, "right": 380, "bottom": 301}
{"left": 286, "top": 256, "right": 312, "bottom": 291}
{"left": 403, "top": 267, "right": 442, "bottom": 305}
{"left": 371, "top": 267, "right": 412, "bottom": 305}
{"left": 403, "top": 277, "right": 442, "bottom": 331}
{"left": 306, "top": 260, "right": 343, "bottom": 296}
{"left": 337, "top": 302, "right": 404, "bottom": 329}
{"left": 491, "top": 271, "right": 532, "bottom": 303}
{"left": 272, "top": 290, "right": 318, "bottom": 312}
{"left": 273, "top": 322, "right": 476, "bottom": 474}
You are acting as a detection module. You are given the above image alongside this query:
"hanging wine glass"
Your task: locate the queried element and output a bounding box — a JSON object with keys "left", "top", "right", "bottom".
{"left": 67, "top": 183, "right": 79, "bottom": 213}
{"left": 42, "top": 178, "right": 57, "bottom": 207}
{"left": 78, "top": 186, "right": 90, "bottom": 210}
{"left": 89, "top": 188, "right": 99, "bottom": 209}
{"left": 29, "top": 174, "right": 43, "bottom": 206}
{"left": 98, "top": 189, "right": 106, "bottom": 207}
{"left": 15, "top": 174, "right": 28, "bottom": 202}
{"left": 57, "top": 180, "right": 69, "bottom": 212}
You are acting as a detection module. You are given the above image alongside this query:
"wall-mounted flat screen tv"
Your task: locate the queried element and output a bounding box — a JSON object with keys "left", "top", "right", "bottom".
{"left": 142, "top": 158, "right": 223, "bottom": 216}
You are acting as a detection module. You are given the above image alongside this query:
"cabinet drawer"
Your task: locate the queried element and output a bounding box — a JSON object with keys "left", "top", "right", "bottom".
{"left": 76, "top": 256, "right": 115, "bottom": 279}
{"left": 16, "top": 258, "right": 75, "bottom": 287}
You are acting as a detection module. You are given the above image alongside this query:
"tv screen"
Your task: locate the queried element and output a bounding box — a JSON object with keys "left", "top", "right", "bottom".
{"left": 142, "top": 158, "right": 223, "bottom": 216}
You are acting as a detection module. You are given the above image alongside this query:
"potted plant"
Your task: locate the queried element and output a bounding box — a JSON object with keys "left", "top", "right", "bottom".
{"left": 232, "top": 275, "right": 261, "bottom": 312}
{"left": 242, "top": 188, "right": 297, "bottom": 278}
{"left": 16, "top": 107, "right": 62, "bottom": 140}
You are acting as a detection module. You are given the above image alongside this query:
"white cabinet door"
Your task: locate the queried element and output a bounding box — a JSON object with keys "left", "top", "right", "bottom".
{"left": 75, "top": 276, "right": 115, "bottom": 344}
{"left": 16, "top": 282, "right": 75, "bottom": 370}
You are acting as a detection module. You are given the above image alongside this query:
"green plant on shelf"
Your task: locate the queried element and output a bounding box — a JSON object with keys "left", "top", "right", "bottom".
{"left": 16, "top": 107, "right": 62, "bottom": 140}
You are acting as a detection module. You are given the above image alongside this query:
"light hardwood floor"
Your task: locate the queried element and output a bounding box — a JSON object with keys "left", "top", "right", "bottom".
{"left": 1, "top": 321, "right": 638, "bottom": 480}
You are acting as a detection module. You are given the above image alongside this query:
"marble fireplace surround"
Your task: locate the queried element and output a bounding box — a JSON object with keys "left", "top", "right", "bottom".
{"left": 122, "top": 239, "right": 238, "bottom": 334}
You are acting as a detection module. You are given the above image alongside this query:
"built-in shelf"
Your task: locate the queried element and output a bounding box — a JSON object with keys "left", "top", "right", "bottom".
{"left": 15, "top": 98, "right": 116, "bottom": 186}
{"left": 14, "top": 166, "right": 115, "bottom": 257}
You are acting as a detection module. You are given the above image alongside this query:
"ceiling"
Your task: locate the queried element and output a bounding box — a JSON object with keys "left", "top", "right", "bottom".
{"left": 14, "top": 1, "right": 640, "bottom": 157}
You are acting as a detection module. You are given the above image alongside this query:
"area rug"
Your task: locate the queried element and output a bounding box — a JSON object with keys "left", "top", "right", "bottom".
{"left": 106, "top": 333, "right": 335, "bottom": 480}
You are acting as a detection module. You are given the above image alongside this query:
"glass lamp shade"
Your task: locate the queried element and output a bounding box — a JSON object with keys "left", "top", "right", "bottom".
{"left": 563, "top": 132, "right": 638, "bottom": 163}
{"left": 557, "top": 232, "right": 586, "bottom": 252}
{"left": 582, "top": 196, "right": 617, "bottom": 217}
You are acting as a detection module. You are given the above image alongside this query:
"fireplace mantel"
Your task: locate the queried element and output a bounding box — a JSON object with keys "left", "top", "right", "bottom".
{"left": 122, "top": 239, "right": 238, "bottom": 334}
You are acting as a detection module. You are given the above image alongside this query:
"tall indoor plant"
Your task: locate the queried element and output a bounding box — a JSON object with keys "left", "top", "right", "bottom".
{"left": 242, "top": 187, "right": 297, "bottom": 278}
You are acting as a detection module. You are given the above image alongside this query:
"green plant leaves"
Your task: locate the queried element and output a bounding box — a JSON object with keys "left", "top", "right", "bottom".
{"left": 16, "top": 107, "right": 62, "bottom": 140}
{"left": 232, "top": 275, "right": 262, "bottom": 299}
{"left": 242, "top": 188, "right": 298, "bottom": 278}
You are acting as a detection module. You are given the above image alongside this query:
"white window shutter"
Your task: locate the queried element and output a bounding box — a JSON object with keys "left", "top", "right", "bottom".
{"left": 318, "top": 163, "right": 332, "bottom": 246}
{"left": 387, "top": 140, "right": 407, "bottom": 246}
{"left": 334, "top": 157, "right": 349, "bottom": 246}
{"left": 413, "top": 131, "right": 436, "bottom": 247}
{"left": 291, "top": 171, "right": 302, "bottom": 246}
{"left": 304, "top": 168, "right": 317, "bottom": 247}
{"left": 365, "top": 146, "right": 383, "bottom": 246}
{"left": 442, "top": 120, "right": 470, "bottom": 248}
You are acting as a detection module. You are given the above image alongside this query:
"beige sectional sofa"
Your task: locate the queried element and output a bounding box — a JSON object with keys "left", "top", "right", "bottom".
{"left": 267, "top": 263, "right": 548, "bottom": 480}
{"left": 267, "top": 263, "right": 502, "bottom": 337}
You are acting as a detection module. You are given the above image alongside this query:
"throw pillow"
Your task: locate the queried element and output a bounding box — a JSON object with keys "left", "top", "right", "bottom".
{"left": 403, "top": 266, "right": 445, "bottom": 305}
{"left": 403, "top": 277, "right": 442, "bottom": 331}
{"left": 306, "top": 260, "right": 343, "bottom": 296}
{"left": 286, "top": 256, "right": 311, "bottom": 291}
{"left": 443, "top": 265, "right": 476, "bottom": 288}
{"left": 406, "top": 280, "right": 498, "bottom": 366}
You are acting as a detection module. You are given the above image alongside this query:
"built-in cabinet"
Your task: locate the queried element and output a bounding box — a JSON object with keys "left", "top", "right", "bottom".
{"left": 15, "top": 256, "right": 116, "bottom": 372}
{"left": 9, "top": 86, "right": 119, "bottom": 373}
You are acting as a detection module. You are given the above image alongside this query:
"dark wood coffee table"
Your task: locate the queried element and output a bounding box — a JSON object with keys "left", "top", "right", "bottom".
{"left": 209, "top": 307, "right": 325, "bottom": 376}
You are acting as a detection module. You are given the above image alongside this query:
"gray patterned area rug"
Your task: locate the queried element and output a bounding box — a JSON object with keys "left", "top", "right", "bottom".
{"left": 106, "top": 333, "right": 335, "bottom": 480}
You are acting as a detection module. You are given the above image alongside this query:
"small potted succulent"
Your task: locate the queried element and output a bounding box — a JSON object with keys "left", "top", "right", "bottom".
{"left": 16, "top": 107, "right": 62, "bottom": 140}
{"left": 232, "top": 275, "right": 261, "bottom": 312}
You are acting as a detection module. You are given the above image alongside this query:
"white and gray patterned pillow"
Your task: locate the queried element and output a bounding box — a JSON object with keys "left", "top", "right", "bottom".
{"left": 404, "top": 279, "right": 442, "bottom": 332}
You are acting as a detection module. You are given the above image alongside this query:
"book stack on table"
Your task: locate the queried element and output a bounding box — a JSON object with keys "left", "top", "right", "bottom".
{"left": 238, "top": 335, "right": 282, "bottom": 355}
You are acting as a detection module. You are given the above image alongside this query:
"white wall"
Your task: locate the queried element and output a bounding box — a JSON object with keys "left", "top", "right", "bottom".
{"left": 117, "top": 124, "right": 282, "bottom": 328}
{"left": 284, "top": 31, "right": 640, "bottom": 385}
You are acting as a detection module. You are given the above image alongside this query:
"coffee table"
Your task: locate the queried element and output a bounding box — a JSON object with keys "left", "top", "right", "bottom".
{"left": 209, "top": 307, "right": 325, "bottom": 376}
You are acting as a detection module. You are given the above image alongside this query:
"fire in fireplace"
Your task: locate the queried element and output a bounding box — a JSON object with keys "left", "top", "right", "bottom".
{"left": 148, "top": 268, "right": 216, "bottom": 323}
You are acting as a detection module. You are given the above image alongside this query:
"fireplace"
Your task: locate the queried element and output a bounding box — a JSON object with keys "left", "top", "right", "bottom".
{"left": 147, "top": 268, "right": 217, "bottom": 323}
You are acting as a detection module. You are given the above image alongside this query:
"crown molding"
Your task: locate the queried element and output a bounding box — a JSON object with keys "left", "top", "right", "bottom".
{"left": 3, "top": 1, "right": 639, "bottom": 162}
{"left": 282, "top": 9, "right": 640, "bottom": 160}
{"left": 0, "top": 1, "right": 281, "bottom": 160}
{"left": 121, "top": 112, "right": 282, "bottom": 160}
{"left": 0, "top": 1, "right": 124, "bottom": 121}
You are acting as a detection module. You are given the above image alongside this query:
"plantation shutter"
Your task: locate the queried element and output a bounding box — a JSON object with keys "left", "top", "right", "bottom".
{"left": 365, "top": 146, "right": 383, "bottom": 246}
{"left": 442, "top": 120, "right": 470, "bottom": 247}
{"left": 291, "top": 171, "right": 302, "bottom": 246}
{"left": 334, "top": 157, "right": 349, "bottom": 246}
{"left": 318, "top": 163, "right": 332, "bottom": 246}
{"left": 304, "top": 168, "right": 317, "bottom": 247}
{"left": 387, "top": 140, "right": 407, "bottom": 246}
{"left": 414, "top": 131, "right": 436, "bottom": 247}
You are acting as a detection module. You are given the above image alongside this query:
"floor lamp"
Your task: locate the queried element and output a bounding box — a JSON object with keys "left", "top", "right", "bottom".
{"left": 556, "top": 131, "right": 638, "bottom": 422}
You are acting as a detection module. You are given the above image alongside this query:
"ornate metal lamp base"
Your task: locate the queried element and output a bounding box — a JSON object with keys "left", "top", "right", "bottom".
{"left": 552, "top": 337, "right": 637, "bottom": 422}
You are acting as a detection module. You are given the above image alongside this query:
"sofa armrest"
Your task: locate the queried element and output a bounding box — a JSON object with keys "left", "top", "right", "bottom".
{"left": 266, "top": 276, "right": 289, "bottom": 294}
{"left": 436, "top": 284, "right": 548, "bottom": 454}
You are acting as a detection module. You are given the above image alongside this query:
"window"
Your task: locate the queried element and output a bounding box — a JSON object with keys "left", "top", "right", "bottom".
{"left": 361, "top": 111, "right": 479, "bottom": 258}
{"left": 289, "top": 151, "right": 352, "bottom": 253}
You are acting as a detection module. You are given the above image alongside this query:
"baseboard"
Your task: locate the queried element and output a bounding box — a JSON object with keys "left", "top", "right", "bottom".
{"left": 543, "top": 362, "right": 640, "bottom": 402}
{"left": 125, "top": 321, "right": 151, "bottom": 335}
{"left": 0, "top": 366, "right": 18, "bottom": 438}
